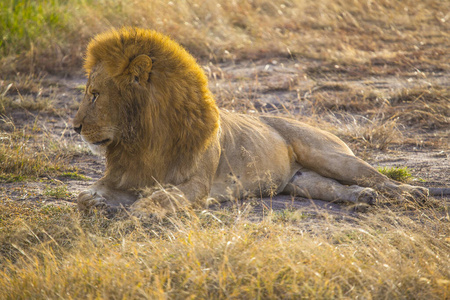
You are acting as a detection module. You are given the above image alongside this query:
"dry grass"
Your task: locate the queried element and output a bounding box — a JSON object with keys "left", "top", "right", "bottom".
{"left": 1, "top": 0, "right": 449, "bottom": 298}
{"left": 0, "top": 201, "right": 449, "bottom": 299}
{"left": 388, "top": 86, "right": 450, "bottom": 130}
{"left": 0, "top": 74, "right": 63, "bottom": 115}
{"left": 0, "top": 118, "right": 81, "bottom": 182}
{"left": 1, "top": 0, "right": 448, "bottom": 75}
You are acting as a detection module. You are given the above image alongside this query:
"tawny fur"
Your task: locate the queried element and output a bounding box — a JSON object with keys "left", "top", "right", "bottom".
{"left": 73, "top": 27, "right": 431, "bottom": 216}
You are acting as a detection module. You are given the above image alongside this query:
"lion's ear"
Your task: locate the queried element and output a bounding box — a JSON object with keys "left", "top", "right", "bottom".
{"left": 128, "top": 54, "right": 153, "bottom": 86}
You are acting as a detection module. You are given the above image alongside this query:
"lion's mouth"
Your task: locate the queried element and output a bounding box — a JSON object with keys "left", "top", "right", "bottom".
{"left": 93, "top": 138, "right": 111, "bottom": 146}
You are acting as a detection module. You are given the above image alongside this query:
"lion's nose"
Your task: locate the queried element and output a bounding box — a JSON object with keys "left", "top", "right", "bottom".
{"left": 74, "top": 125, "right": 82, "bottom": 134}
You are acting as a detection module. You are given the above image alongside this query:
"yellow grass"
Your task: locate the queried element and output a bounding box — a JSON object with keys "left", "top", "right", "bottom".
{"left": 0, "top": 117, "right": 86, "bottom": 182}
{"left": 1, "top": 0, "right": 448, "bottom": 74}
{"left": 0, "top": 202, "right": 449, "bottom": 299}
{"left": 1, "top": 0, "right": 449, "bottom": 298}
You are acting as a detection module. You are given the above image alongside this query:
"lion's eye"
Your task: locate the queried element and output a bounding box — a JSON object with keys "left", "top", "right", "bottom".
{"left": 91, "top": 93, "right": 99, "bottom": 103}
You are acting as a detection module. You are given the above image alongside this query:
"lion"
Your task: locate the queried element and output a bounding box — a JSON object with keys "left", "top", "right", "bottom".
{"left": 73, "top": 27, "right": 432, "bottom": 216}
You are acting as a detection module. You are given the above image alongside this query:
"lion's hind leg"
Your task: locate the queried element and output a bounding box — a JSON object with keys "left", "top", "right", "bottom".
{"left": 292, "top": 148, "right": 429, "bottom": 202}
{"left": 282, "top": 170, "right": 377, "bottom": 205}
{"left": 263, "top": 117, "right": 429, "bottom": 202}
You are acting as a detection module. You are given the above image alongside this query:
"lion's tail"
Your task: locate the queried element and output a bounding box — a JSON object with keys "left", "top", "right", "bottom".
{"left": 429, "top": 188, "right": 450, "bottom": 196}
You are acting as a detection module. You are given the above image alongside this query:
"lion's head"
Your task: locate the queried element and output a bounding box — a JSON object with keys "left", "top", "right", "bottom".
{"left": 73, "top": 28, "right": 220, "bottom": 188}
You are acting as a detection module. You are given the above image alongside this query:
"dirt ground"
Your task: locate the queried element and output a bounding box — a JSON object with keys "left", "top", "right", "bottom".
{"left": 1, "top": 58, "right": 449, "bottom": 216}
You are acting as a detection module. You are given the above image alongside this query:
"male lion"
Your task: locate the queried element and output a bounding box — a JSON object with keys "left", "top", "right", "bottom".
{"left": 73, "top": 27, "right": 430, "bottom": 215}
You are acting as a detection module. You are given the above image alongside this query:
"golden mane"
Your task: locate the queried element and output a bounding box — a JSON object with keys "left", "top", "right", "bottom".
{"left": 84, "top": 28, "right": 220, "bottom": 186}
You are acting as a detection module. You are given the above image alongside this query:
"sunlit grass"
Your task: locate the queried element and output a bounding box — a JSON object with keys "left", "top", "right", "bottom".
{"left": 0, "top": 123, "right": 75, "bottom": 182}
{"left": 0, "top": 0, "right": 449, "bottom": 298}
{"left": 0, "top": 202, "right": 449, "bottom": 298}
{"left": 1, "top": 0, "right": 448, "bottom": 74}
{"left": 60, "top": 171, "right": 91, "bottom": 181}
{"left": 44, "top": 184, "right": 71, "bottom": 199}
{"left": 389, "top": 87, "right": 450, "bottom": 130}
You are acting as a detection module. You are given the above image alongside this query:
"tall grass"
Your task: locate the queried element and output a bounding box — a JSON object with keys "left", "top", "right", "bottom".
{"left": 1, "top": 1, "right": 449, "bottom": 298}
{"left": 0, "top": 202, "right": 449, "bottom": 299}
{"left": 1, "top": 0, "right": 448, "bottom": 74}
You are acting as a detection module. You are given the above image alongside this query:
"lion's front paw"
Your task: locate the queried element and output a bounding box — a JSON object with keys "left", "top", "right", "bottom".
{"left": 129, "top": 197, "right": 168, "bottom": 220}
{"left": 129, "top": 189, "right": 189, "bottom": 219}
{"left": 77, "top": 190, "right": 108, "bottom": 214}
{"left": 128, "top": 205, "right": 159, "bottom": 220}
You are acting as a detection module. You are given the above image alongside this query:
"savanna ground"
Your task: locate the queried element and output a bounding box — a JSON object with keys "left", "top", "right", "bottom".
{"left": 0, "top": 0, "right": 449, "bottom": 298}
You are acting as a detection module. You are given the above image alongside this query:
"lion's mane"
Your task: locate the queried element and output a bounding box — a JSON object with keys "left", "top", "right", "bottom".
{"left": 84, "top": 28, "right": 220, "bottom": 185}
